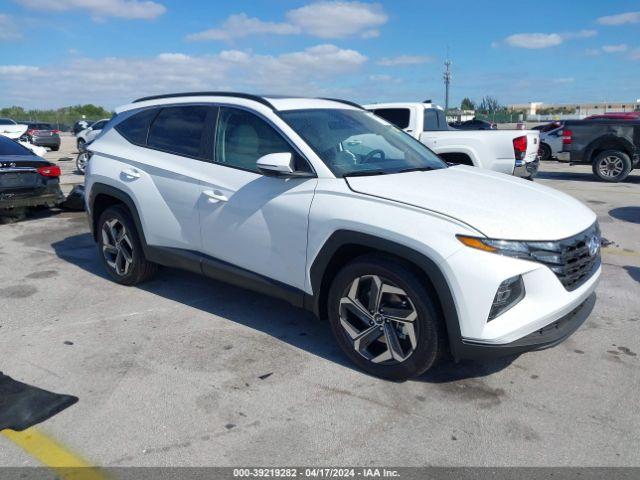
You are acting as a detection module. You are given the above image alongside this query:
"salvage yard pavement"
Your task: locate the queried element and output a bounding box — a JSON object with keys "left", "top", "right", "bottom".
{"left": 1, "top": 153, "right": 639, "bottom": 467}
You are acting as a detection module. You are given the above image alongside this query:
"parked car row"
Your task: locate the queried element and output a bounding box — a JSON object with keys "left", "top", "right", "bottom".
{"left": 83, "top": 92, "right": 601, "bottom": 380}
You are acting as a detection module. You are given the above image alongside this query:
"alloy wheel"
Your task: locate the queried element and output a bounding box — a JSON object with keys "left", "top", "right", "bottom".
{"left": 77, "top": 152, "right": 89, "bottom": 173}
{"left": 598, "top": 155, "right": 624, "bottom": 178}
{"left": 101, "top": 218, "right": 134, "bottom": 276}
{"left": 339, "top": 275, "right": 418, "bottom": 364}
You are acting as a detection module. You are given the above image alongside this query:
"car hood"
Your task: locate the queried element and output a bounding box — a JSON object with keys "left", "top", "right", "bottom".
{"left": 345, "top": 165, "right": 596, "bottom": 240}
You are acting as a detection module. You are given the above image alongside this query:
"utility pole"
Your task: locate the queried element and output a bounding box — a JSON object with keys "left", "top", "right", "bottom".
{"left": 443, "top": 49, "right": 452, "bottom": 112}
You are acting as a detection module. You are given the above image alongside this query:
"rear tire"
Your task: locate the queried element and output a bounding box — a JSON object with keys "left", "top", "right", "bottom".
{"left": 97, "top": 205, "right": 157, "bottom": 285}
{"left": 77, "top": 138, "right": 86, "bottom": 152}
{"left": 327, "top": 254, "right": 446, "bottom": 381}
{"left": 592, "top": 150, "right": 631, "bottom": 182}
{"left": 51, "top": 146, "right": 60, "bottom": 152}
{"left": 538, "top": 143, "right": 552, "bottom": 161}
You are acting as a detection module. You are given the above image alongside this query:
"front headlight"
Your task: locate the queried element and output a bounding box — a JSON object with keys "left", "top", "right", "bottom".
{"left": 456, "top": 235, "right": 532, "bottom": 259}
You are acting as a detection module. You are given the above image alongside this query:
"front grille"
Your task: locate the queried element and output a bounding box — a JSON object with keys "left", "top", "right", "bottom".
{"left": 528, "top": 223, "right": 601, "bottom": 291}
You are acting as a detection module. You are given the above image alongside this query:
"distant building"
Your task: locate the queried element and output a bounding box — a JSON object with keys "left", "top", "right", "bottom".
{"left": 509, "top": 100, "right": 640, "bottom": 117}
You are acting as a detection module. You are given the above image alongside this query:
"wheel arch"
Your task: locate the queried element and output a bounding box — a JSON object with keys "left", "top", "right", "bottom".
{"left": 586, "top": 135, "right": 634, "bottom": 163}
{"left": 307, "top": 230, "right": 462, "bottom": 356}
{"left": 89, "top": 183, "right": 149, "bottom": 254}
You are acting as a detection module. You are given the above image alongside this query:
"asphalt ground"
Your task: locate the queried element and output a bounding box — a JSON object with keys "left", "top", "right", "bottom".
{"left": 1, "top": 136, "right": 639, "bottom": 468}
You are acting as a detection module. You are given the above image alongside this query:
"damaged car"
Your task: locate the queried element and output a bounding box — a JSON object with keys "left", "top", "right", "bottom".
{"left": 0, "top": 135, "right": 64, "bottom": 216}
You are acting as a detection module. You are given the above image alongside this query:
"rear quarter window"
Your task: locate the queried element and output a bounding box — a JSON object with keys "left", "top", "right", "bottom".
{"left": 373, "top": 109, "right": 411, "bottom": 129}
{"left": 115, "top": 109, "right": 158, "bottom": 145}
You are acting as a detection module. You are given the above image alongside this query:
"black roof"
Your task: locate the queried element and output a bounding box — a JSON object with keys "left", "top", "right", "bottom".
{"left": 132, "top": 91, "right": 362, "bottom": 110}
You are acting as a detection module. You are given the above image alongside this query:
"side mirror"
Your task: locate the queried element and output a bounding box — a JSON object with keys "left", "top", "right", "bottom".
{"left": 256, "top": 152, "right": 294, "bottom": 176}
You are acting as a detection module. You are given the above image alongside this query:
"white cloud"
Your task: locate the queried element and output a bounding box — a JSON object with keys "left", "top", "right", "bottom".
{"left": 186, "top": 13, "right": 299, "bottom": 41}
{"left": 14, "top": 0, "right": 166, "bottom": 20}
{"left": 602, "top": 44, "right": 628, "bottom": 53}
{"left": 0, "top": 13, "right": 22, "bottom": 40}
{"left": 0, "top": 45, "right": 367, "bottom": 107}
{"left": 0, "top": 65, "right": 40, "bottom": 75}
{"left": 376, "top": 55, "right": 431, "bottom": 66}
{"left": 286, "top": 1, "right": 387, "bottom": 39}
{"left": 586, "top": 44, "right": 630, "bottom": 55}
{"left": 563, "top": 29, "right": 597, "bottom": 39}
{"left": 501, "top": 29, "right": 596, "bottom": 49}
{"left": 597, "top": 11, "right": 640, "bottom": 25}
{"left": 187, "top": 1, "right": 387, "bottom": 41}
{"left": 156, "top": 53, "right": 191, "bottom": 61}
{"left": 552, "top": 77, "right": 574, "bottom": 84}
{"left": 504, "top": 33, "right": 563, "bottom": 49}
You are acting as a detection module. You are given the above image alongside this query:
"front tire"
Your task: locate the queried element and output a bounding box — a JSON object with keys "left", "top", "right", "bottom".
{"left": 97, "top": 206, "right": 157, "bottom": 285}
{"left": 77, "top": 138, "right": 86, "bottom": 153}
{"left": 327, "top": 254, "right": 446, "bottom": 381}
{"left": 592, "top": 150, "right": 632, "bottom": 182}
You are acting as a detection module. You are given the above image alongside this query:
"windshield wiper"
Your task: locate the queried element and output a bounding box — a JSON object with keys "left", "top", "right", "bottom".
{"left": 395, "top": 166, "right": 434, "bottom": 174}
{"left": 343, "top": 170, "right": 387, "bottom": 177}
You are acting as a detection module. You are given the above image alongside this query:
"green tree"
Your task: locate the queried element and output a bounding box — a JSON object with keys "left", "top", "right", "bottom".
{"left": 477, "top": 96, "right": 502, "bottom": 114}
{"left": 460, "top": 97, "right": 476, "bottom": 110}
{"left": 0, "top": 104, "right": 112, "bottom": 130}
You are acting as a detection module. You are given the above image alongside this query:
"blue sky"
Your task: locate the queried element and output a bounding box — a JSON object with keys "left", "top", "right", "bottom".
{"left": 1, "top": 0, "right": 639, "bottom": 109}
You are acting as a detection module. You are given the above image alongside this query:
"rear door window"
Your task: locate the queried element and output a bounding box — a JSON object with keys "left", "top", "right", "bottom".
{"left": 148, "top": 106, "right": 209, "bottom": 158}
{"left": 373, "top": 109, "right": 411, "bottom": 129}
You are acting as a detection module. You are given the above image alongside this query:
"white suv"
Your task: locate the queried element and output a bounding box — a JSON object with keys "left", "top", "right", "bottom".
{"left": 85, "top": 92, "right": 601, "bottom": 380}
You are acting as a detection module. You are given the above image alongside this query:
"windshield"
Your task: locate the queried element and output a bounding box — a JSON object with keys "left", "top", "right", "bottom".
{"left": 280, "top": 108, "right": 447, "bottom": 177}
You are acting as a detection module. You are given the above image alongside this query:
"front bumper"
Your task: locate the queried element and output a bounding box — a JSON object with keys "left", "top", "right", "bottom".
{"left": 454, "top": 293, "right": 595, "bottom": 360}
{"left": 514, "top": 157, "right": 539, "bottom": 179}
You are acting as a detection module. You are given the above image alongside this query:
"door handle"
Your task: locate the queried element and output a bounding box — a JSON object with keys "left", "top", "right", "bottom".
{"left": 203, "top": 189, "right": 228, "bottom": 203}
{"left": 122, "top": 168, "right": 140, "bottom": 179}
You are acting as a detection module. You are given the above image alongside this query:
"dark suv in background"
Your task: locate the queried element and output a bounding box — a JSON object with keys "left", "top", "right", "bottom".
{"left": 557, "top": 118, "right": 639, "bottom": 182}
{"left": 22, "top": 123, "right": 61, "bottom": 151}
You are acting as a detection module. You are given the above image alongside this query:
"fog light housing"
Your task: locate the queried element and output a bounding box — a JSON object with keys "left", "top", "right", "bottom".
{"left": 488, "top": 275, "right": 525, "bottom": 321}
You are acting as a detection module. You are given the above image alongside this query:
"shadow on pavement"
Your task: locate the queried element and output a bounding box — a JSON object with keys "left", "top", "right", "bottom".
{"left": 536, "top": 169, "right": 640, "bottom": 184}
{"left": 52, "top": 231, "right": 513, "bottom": 383}
{"left": 609, "top": 207, "right": 640, "bottom": 224}
{"left": 624, "top": 266, "right": 640, "bottom": 284}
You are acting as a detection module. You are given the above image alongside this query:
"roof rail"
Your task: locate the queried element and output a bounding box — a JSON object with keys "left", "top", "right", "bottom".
{"left": 319, "top": 97, "right": 364, "bottom": 110}
{"left": 132, "top": 91, "right": 276, "bottom": 109}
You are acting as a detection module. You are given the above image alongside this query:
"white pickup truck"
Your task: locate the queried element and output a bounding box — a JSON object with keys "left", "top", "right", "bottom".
{"left": 364, "top": 102, "right": 540, "bottom": 178}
